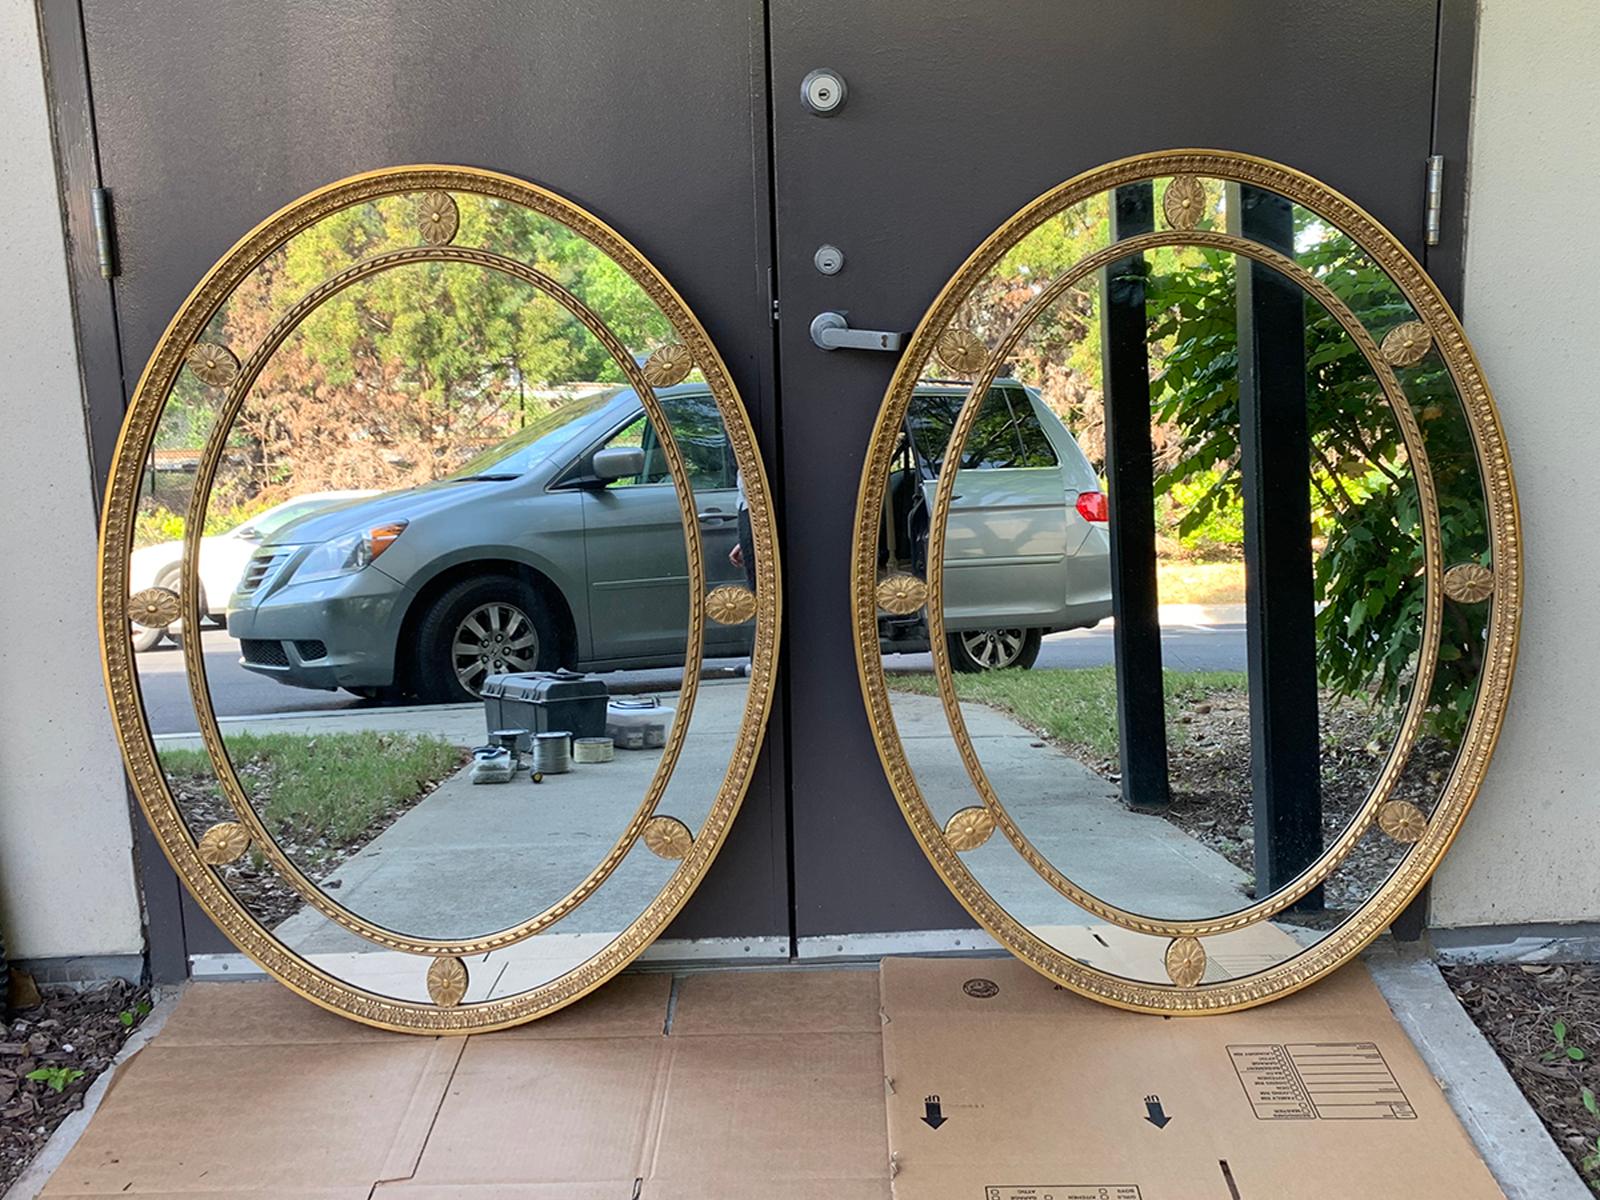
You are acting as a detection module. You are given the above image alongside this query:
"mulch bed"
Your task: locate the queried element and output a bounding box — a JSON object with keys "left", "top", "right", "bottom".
{"left": 1, "top": 976, "right": 153, "bottom": 1195}
{"left": 1444, "top": 962, "right": 1600, "bottom": 1191}
{"left": 1070, "top": 689, "right": 1454, "bottom": 926}
{"left": 168, "top": 751, "right": 468, "bottom": 929}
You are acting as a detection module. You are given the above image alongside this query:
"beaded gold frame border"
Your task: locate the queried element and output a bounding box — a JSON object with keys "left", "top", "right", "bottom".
{"left": 851, "top": 149, "right": 1520, "bottom": 1014}
{"left": 98, "top": 166, "right": 781, "bottom": 1031}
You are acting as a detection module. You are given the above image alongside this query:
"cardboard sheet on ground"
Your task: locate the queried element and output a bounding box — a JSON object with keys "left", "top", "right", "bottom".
{"left": 879, "top": 955, "right": 1504, "bottom": 1200}
{"left": 39, "top": 957, "right": 1506, "bottom": 1200}
{"left": 41, "top": 970, "right": 891, "bottom": 1199}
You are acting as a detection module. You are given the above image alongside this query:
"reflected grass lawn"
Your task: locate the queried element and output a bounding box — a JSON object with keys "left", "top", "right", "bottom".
{"left": 886, "top": 665, "right": 1246, "bottom": 761}
{"left": 160, "top": 730, "right": 464, "bottom": 843}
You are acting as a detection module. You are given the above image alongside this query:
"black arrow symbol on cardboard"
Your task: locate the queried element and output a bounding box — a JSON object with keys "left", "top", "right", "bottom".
{"left": 922, "top": 1095, "right": 948, "bottom": 1129}
{"left": 1144, "top": 1094, "right": 1171, "bottom": 1129}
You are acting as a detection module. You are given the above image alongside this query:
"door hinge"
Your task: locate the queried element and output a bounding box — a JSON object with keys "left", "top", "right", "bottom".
{"left": 1424, "top": 155, "right": 1444, "bottom": 247}
{"left": 91, "top": 186, "right": 118, "bottom": 278}
{"left": 767, "top": 267, "right": 779, "bottom": 323}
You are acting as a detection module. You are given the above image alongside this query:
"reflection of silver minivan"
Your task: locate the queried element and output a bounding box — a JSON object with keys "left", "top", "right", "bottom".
{"left": 230, "top": 379, "right": 1109, "bottom": 701}
{"left": 230, "top": 384, "right": 749, "bottom": 703}
{"left": 878, "top": 381, "right": 1112, "bottom": 671}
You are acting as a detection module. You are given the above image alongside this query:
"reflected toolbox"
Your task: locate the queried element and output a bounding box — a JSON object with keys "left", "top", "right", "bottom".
{"left": 481, "top": 670, "right": 609, "bottom": 749}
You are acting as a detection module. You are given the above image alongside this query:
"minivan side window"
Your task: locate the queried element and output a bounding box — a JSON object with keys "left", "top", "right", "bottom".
{"left": 1008, "top": 392, "right": 1059, "bottom": 468}
{"left": 656, "top": 391, "right": 736, "bottom": 490}
{"left": 598, "top": 414, "right": 665, "bottom": 487}
{"left": 908, "top": 387, "right": 1058, "bottom": 474}
{"left": 598, "top": 392, "right": 735, "bottom": 490}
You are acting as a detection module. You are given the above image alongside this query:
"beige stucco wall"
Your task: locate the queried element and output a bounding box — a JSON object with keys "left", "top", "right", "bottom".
{"left": 1430, "top": 0, "right": 1600, "bottom": 927}
{"left": 0, "top": 0, "right": 144, "bottom": 959}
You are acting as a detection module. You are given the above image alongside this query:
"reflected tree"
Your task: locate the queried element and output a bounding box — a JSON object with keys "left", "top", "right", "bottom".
{"left": 1145, "top": 227, "right": 1488, "bottom": 737}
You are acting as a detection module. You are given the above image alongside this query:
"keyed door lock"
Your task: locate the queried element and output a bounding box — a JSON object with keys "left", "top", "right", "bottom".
{"left": 813, "top": 244, "right": 845, "bottom": 275}
{"left": 800, "top": 68, "right": 847, "bottom": 116}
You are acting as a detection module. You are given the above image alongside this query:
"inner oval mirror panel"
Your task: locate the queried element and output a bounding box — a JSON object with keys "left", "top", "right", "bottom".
{"left": 854, "top": 151, "right": 1517, "bottom": 1012}
{"left": 101, "top": 167, "right": 779, "bottom": 1030}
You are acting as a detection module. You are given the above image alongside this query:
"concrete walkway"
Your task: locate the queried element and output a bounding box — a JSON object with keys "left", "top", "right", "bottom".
{"left": 158, "top": 676, "right": 1259, "bottom": 991}
{"left": 887, "top": 691, "right": 1251, "bottom": 926}
{"left": 191, "top": 681, "right": 749, "bottom": 966}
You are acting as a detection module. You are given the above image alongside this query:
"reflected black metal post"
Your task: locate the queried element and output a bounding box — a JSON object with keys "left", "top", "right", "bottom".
{"left": 1100, "top": 182, "right": 1170, "bottom": 811}
{"left": 1237, "top": 186, "right": 1323, "bottom": 907}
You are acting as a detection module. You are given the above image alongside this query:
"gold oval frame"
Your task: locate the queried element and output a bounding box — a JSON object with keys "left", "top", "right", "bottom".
{"left": 99, "top": 165, "right": 781, "bottom": 1031}
{"left": 851, "top": 149, "right": 1520, "bottom": 1013}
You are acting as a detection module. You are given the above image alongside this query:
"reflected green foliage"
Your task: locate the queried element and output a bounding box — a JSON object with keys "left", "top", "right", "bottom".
{"left": 149, "top": 196, "right": 674, "bottom": 515}
{"left": 1145, "top": 219, "right": 1488, "bottom": 737}
{"left": 274, "top": 198, "right": 669, "bottom": 399}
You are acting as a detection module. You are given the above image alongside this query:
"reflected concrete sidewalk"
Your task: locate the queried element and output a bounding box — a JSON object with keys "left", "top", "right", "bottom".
{"left": 210, "top": 680, "right": 751, "bottom": 957}
{"left": 887, "top": 690, "right": 1250, "bottom": 922}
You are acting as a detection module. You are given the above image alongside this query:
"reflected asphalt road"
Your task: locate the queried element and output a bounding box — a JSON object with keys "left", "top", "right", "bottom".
{"left": 137, "top": 622, "right": 1247, "bottom": 736}
{"left": 883, "top": 621, "right": 1248, "bottom": 676}
{"left": 136, "top": 628, "right": 743, "bottom": 736}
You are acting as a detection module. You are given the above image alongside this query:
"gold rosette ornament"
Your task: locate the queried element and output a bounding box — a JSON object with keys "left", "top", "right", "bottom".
{"left": 1442, "top": 562, "right": 1494, "bottom": 604}
{"left": 130, "top": 587, "right": 182, "bottom": 630}
{"left": 641, "top": 343, "right": 694, "bottom": 388}
{"left": 1380, "top": 321, "right": 1433, "bottom": 368}
{"left": 185, "top": 343, "right": 240, "bottom": 388}
{"left": 1164, "top": 937, "right": 1208, "bottom": 987}
{"left": 416, "top": 191, "right": 459, "bottom": 246}
{"left": 1162, "top": 174, "right": 1207, "bottom": 230}
{"left": 933, "top": 328, "right": 988, "bottom": 376}
{"left": 944, "top": 806, "right": 996, "bottom": 852}
{"left": 1377, "top": 800, "right": 1428, "bottom": 845}
{"left": 876, "top": 573, "right": 927, "bottom": 615}
{"left": 705, "top": 585, "right": 757, "bottom": 625}
{"left": 197, "top": 822, "right": 251, "bottom": 865}
{"left": 426, "top": 956, "right": 469, "bottom": 1007}
{"left": 642, "top": 816, "right": 694, "bottom": 860}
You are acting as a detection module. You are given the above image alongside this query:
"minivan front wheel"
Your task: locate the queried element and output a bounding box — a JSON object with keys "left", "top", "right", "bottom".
{"left": 947, "top": 627, "right": 1041, "bottom": 672}
{"left": 413, "top": 575, "right": 560, "bottom": 703}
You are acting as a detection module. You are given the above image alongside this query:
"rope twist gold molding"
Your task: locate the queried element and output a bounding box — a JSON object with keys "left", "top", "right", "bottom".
{"left": 850, "top": 149, "right": 1519, "bottom": 1014}
{"left": 98, "top": 166, "right": 781, "bottom": 1032}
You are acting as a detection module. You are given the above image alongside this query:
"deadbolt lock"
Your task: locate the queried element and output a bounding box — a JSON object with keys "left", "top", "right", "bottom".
{"left": 800, "top": 68, "right": 847, "bottom": 116}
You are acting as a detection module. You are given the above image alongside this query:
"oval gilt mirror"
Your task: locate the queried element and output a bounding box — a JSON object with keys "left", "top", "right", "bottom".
{"left": 101, "top": 166, "right": 779, "bottom": 1031}
{"left": 853, "top": 150, "right": 1518, "bottom": 1012}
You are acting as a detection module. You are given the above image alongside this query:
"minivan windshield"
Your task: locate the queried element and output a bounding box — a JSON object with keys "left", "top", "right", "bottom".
{"left": 447, "top": 389, "right": 621, "bottom": 480}
{"left": 244, "top": 500, "right": 335, "bottom": 540}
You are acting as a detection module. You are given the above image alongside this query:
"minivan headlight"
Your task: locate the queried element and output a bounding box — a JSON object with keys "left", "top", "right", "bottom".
{"left": 288, "top": 522, "right": 407, "bottom": 585}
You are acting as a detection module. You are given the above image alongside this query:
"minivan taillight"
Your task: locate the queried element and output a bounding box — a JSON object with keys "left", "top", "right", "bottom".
{"left": 1075, "top": 490, "right": 1109, "bottom": 523}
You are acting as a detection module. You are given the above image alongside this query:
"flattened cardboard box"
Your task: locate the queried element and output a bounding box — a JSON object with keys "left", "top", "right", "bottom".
{"left": 56, "top": 971, "right": 890, "bottom": 1198}
{"left": 366, "top": 968, "right": 893, "bottom": 1198}
{"left": 879, "top": 956, "right": 1504, "bottom": 1200}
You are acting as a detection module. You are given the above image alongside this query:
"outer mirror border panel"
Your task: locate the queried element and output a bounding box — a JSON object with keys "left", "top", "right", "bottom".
{"left": 99, "top": 165, "right": 781, "bottom": 1032}
{"left": 851, "top": 149, "right": 1519, "bottom": 1014}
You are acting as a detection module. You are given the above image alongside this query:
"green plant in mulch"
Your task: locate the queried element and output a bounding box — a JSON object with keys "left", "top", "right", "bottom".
{"left": 24, "top": 1067, "right": 85, "bottom": 1094}
{"left": 1542, "top": 1020, "right": 1600, "bottom": 1186}
{"left": 886, "top": 666, "right": 1246, "bottom": 762}
{"left": 118, "top": 999, "right": 153, "bottom": 1028}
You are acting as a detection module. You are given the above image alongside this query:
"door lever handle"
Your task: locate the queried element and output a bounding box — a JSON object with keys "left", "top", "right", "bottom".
{"left": 696, "top": 509, "right": 737, "bottom": 523}
{"left": 809, "top": 311, "right": 905, "bottom": 352}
